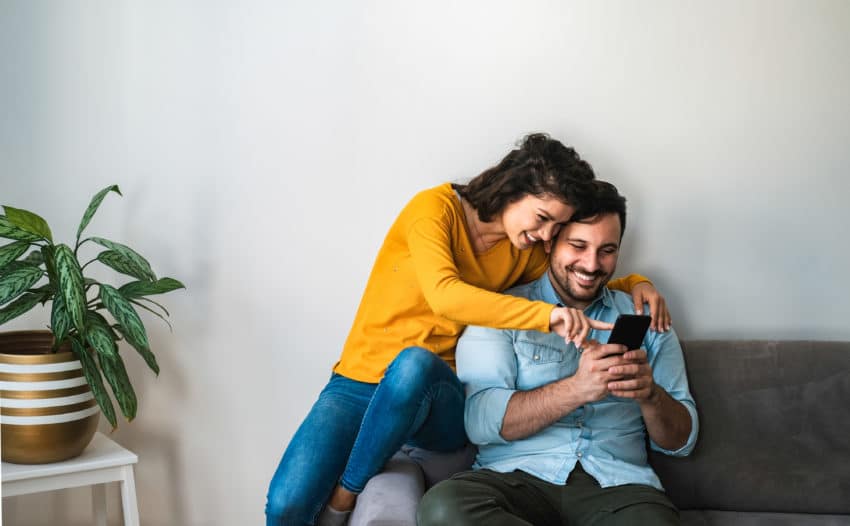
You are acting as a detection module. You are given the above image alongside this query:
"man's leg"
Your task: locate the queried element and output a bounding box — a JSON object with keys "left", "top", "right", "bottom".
{"left": 590, "top": 500, "right": 679, "bottom": 526}
{"left": 560, "top": 464, "right": 680, "bottom": 526}
{"left": 417, "top": 469, "right": 561, "bottom": 526}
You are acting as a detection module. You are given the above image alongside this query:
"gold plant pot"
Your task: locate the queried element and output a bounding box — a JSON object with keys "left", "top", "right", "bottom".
{"left": 0, "top": 330, "right": 100, "bottom": 464}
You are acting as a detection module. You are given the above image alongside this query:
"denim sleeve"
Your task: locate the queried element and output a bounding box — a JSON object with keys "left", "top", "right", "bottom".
{"left": 456, "top": 324, "right": 518, "bottom": 446}
{"left": 646, "top": 327, "right": 700, "bottom": 456}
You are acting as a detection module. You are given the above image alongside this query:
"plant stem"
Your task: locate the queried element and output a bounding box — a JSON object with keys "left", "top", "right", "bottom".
{"left": 80, "top": 258, "right": 97, "bottom": 272}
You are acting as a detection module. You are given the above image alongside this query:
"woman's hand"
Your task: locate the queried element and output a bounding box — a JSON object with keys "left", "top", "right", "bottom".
{"left": 630, "top": 281, "right": 672, "bottom": 332}
{"left": 550, "top": 307, "right": 614, "bottom": 348}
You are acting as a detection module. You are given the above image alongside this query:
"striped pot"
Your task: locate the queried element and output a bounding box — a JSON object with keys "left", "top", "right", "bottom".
{"left": 0, "top": 330, "right": 100, "bottom": 464}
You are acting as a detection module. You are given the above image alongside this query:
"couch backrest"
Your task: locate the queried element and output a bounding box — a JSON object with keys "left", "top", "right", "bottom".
{"left": 650, "top": 340, "right": 850, "bottom": 514}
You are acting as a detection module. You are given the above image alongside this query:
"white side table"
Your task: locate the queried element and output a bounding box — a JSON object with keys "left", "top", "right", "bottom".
{"left": 2, "top": 432, "right": 140, "bottom": 526}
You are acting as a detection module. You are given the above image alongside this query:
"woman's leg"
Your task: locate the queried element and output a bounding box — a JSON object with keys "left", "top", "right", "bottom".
{"left": 338, "top": 347, "right": 467, "bottom": 494}
{"left": 265, "top": 374, "right": 376, "bottom": 526}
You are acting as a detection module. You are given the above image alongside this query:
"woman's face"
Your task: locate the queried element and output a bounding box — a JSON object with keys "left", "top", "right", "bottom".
{"left": 500, "top": 194, "right": 575, "bottom": 250}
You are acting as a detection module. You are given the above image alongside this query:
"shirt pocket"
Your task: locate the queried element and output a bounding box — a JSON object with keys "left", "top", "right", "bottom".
{"left": 515, "top": 339, "right": 566, "bottom": 390}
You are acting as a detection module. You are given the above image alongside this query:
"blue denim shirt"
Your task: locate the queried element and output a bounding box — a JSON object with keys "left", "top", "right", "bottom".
{"left": 456, "top": 273, "right": 699, "bottom": 490}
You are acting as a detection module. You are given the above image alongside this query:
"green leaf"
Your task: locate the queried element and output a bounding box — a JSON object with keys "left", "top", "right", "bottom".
{"left": 119, "top": 277, "right": 185, "bottom": 298}
{"left": 2, "top": 206, "right": 53, "bottom": 242}
{"left": 115, "top": 323, "right": 160, "bottom": 375}
{"left": 53, "top": 244, "right": 87, "bottom": 334}
{"left": 130, "top": 299, "right": 173, "bottom": 331}
{"left": 0, "top": 241, "right": 30, "bottom": 268}
{"left": 0, "top": 264, "right": 43, "bottom": 305}
{"left": 97, "top": 352, "right": 137, "bottom": 421}
{"left": 51, "top": 292, "right": 72, "bottom": 346}
{"left": 27, "top": 283, "right": 54, "bottom": 303}
{"left": 41, "top": 245, "right": 57, "bottom": 283}
{"left": 99, "top": 284, "right": 150, "bottom": 351}
{"left": 77, "top": 185, "right": 121, "bottom": 241}
{"left": 90, "top": 238, "right": 155, "bottom": 281}
{"left": 0, "top": 216, "right": 41, "bottom": 242}
{"left": 0, "top": 261, "right": 35, "bottom": 277}
{"left": 22, "top": 249, "right": 44, "bottom": 266}
{"left": 135, "top": 296, "right": 170, "bottom": 317}
{"left": 0, "top": 292, "right": 43, "bottom": 325}
{"left": 96, "top": 250, "right": 153, "bottom": 281}
{"left": 71, "top": 337, "right": 117, "bottom": 428}
{"left": 85, "top": 311, "right": 119, "bottom": 359}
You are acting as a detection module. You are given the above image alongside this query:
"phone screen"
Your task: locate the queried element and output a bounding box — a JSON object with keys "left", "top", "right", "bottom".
{"left": 607, "top": 314, "right": 651, "bottom": 350}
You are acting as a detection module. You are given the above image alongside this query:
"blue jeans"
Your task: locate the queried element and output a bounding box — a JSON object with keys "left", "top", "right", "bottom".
{"left": 265, "top": 347, "right": 468, "bottom": 526}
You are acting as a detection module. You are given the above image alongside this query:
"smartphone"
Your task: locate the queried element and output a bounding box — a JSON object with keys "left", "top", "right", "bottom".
{"left": 606, "top": 314, "right": 651, "bottom": 350}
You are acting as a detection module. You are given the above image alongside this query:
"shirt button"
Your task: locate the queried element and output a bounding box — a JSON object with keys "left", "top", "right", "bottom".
{"left": 533, "top": 355, "right": 540, "bottom": 360}
{"left": 577, "top": 452, "right": 583, "bottom": 458}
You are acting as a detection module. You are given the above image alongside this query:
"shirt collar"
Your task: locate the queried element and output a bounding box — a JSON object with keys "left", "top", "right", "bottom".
{"left": 538, "top": 272, "right": 616, "bottom": 311}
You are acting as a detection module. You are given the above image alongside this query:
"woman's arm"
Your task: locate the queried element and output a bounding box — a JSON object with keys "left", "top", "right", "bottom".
{"left": 608, "top": 276, "right": 672, "bottom": 332}
{"left": 407, "top": 215, "right": 554, "bottom": 332}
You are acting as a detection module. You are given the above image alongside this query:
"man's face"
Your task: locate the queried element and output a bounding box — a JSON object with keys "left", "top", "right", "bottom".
{"left": 548, "top": 213, "right": 622, "bottom": 309}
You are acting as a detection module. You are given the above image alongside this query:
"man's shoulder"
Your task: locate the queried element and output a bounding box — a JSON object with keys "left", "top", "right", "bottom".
{"left": 606, "top": 288, "right": 640, "bottom": 313}
{"left": 504, "top": 279, "right": 542, "bottom": 301}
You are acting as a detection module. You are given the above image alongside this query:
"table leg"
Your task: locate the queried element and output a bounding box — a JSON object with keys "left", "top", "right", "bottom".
{"left": 93, "top": 483, "right": 108, "bottom": 526}
{"left": 120, "top": 465, "right": 140, "bottom": 526}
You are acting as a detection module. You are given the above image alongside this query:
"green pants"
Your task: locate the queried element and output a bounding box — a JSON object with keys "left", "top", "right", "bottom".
{"left": 417, "top": 464, "right": 679, "bottom": 526}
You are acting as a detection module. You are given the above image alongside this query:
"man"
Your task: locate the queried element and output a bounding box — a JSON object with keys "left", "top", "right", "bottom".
{"left": 417, "top": 181, "right": 698, "bottom": 526}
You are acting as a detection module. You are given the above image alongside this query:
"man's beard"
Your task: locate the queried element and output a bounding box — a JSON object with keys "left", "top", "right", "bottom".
{"left": 554, "top": 264, "right": 611, "bottom": 305}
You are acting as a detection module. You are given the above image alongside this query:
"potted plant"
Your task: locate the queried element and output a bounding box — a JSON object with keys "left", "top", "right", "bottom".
{"left": 0, "top": 185, "right": 183, "bottom": 463}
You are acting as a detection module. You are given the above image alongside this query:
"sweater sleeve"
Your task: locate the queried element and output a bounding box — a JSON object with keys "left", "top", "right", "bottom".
{"left": 407, "top": 215, "right": 553, "bottom": 332}
{"left": 607, "top": 273, "right": 651, "bottom": 293}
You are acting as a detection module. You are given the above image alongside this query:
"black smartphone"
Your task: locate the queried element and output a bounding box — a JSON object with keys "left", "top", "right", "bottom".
{"left": 607, "top": 314, "right": 651, "bottom": 350}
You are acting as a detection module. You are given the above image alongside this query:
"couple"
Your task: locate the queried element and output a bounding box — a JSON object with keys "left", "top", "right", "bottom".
{"left": 266, "top": 134, "right": 697, "bottom": 526}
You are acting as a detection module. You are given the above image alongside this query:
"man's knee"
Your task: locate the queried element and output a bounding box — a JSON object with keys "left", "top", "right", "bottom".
{"left": 601, "top": 501, "right": 680, "bottom": 526}
{"left": 417, "top": 480, "right": 473, "bottom": 526}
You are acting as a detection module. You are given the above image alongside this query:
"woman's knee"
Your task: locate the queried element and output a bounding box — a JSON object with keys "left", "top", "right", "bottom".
{"left": 391, "top": 346, "right": 440, "bottom": 375}
{"left": 385, "top": 347, "right": 452, "bottom": 392}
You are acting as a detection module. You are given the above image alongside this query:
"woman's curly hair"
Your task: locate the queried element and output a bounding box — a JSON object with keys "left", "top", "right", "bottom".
{"left": 455, "top": 133, "right": 597, "bottom": 222}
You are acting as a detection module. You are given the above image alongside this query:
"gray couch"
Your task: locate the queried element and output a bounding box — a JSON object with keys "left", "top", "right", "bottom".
{"left": 651, "top": 340, "right": 850, "bottom": 525}
{"left": 352, "top": 340, "right": 850, "bottom": 525}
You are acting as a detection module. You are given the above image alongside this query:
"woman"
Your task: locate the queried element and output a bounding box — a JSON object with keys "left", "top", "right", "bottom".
{"left": 266, "top": 134, "right": 671, "bottom": 526}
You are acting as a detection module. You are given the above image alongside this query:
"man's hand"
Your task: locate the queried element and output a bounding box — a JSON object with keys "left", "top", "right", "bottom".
{"left": 606, "top": 347, "right": 693, "bottom": 450}
{"left": 569, "top": 340, "right": 631, "bottom": 403}
{"left": 606, "top": 348, "right": 656, "bottom": 402}
{"left": 500, "top": 339, "right": 626, "bottom": 441}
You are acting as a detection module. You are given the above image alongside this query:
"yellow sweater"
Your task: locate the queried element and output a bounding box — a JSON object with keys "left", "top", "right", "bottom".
{"left": 334, "top": 183, "right": 648, "bottom": 383}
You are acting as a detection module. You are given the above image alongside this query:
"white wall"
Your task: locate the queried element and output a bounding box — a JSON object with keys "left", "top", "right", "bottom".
{"left": 2, "top": 1, "right": 848, "bottom": 524}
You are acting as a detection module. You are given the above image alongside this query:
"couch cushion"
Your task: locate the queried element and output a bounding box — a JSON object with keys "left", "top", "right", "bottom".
{"left": 651, "top": 340, "right": 850, "bottom": 514}
{"left": 349, "top": 451, "right": 424, "bottom": 526}
{"left": 681, "top": 510, "right": 850, "bottom": 525}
